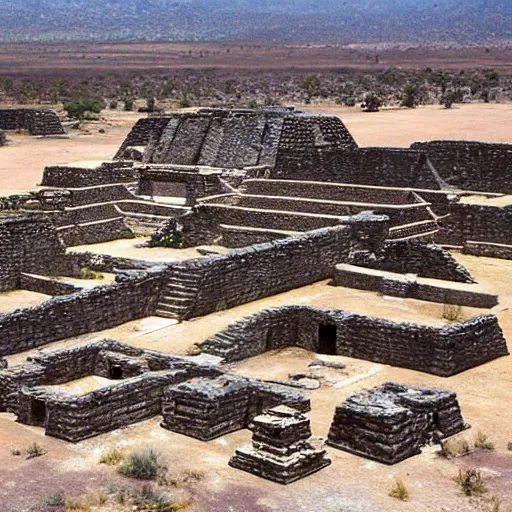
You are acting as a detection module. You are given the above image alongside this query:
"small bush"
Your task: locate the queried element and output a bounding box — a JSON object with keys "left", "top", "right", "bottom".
{"left": 109, "top": 100, "right": 119, "bottom": 110}
{"left": 345, "top": 97, "right": 356, "bottom": 107}
{"left": 184, "top": 470, "right": 204, "bottom": 481}
{"left": 79, "top": 267, "right": 104, "bottom": 280}
{"left": 26, "top": 442, "right": 47, "bottom": 459}
{"left": 442, "top": 304, "right": 464, "bottom": 323}
{"left": 11, "top": 448, "right": 22, "bottom": 456}
{"left": 45, "top": 493, "right": 65, "bottom": 507}
{"left": 389, "top": 479, "right": 409, "bottom": 501}
{"left": 118, "top": 449, "right": 159, "bottom": 480}
{"left": 507, "top": 442, "right": 512, "bottom": 451}
{"left": 179, "top": 94, "right": 192, "bottom": 109}
{"left": 474, "top": 431, "right": 494, "bottom": 450}
{"left": 95, "top": 491, "right": 107, "bottom": 505}
{"left": 99, "top": 448, "right": 124, "bottom": 466}
{"left": 64, "top": 498, "right": 91, "bottom": 512}
{"left": 124, "top": 97, "right": 135, "bottom": 111}
{"left": 491, "top": 497, "right": 501, "bottom": 512}
{"left": 98, "top": 128, "right": 105, "bottom": 134}
{"left": 455, "top": 468, "right": 487, "bottom": 496}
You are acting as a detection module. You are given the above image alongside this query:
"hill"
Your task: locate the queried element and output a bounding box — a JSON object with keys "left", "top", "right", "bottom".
{"left": 0, "top": 0, "right": 511, "bottom": 44}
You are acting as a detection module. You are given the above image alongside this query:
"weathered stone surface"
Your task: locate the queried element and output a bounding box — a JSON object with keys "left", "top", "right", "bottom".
{"left": 115, "top": 107, "right": 357, "bottom": 168}
{"left": 161, "top": 374, "right": 310, "bottom": 441}
{"left": 199, "top": 306, "right": 508, "bottom": 376}
{"left": 0, "top": 108, "right": 64, "bottom": 136}
{"left": 327, "top": 382, "right": 468, "bottom": 464}
{"left": 229, "top": 406, "right": 331, "bottom": 484}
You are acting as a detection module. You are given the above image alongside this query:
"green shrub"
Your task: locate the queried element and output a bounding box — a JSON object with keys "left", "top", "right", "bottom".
{"left": 118, "top": 449, "right": 159, "bottom": 480}
{"left": 45, "top": 493, "right": 65, "bottom": 507}
{"left": 474, "top": 431, "right": 494, "bottom": 450}
{"left": 179, "top": 94, "right": 192, "bottom": 109}
{"left": 99, "top": 448, "right": 124, "bottom": 466}
{"left": 79, "top": 267, "right": 104, "bottom": 280}
{"left": 63, "top": 99, "right": 105, "bottom": 120}
{"left": 389, "top": 478, "right": 409, "bottom": 501}
{"left": 344, "top": 97, "right": 356, "bottom": 107}
{"left": 124, "top": 97, "right": 135, "bottom": 111}
{"left": 148, "top": 232, "right": 185, "bottom": 249}
{"left": 11, "top": 448, "right": 21, "bottom": 456}
{"left": 26, "top": 442, "right": 47, "bottom": 459}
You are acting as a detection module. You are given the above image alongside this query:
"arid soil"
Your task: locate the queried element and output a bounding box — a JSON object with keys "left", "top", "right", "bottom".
{"left": 1, "top": 42, "right": 512, "bottom": 74}
{"left": 0, "top": 104, "right": 511, "bottom": 512}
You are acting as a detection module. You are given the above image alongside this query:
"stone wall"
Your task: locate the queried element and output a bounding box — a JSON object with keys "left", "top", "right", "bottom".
{"left": 463, "top": 241, "right": 512, "bottom": 260}
{"left": 333, "top": 264, "right": 497, "bottom": 309}
{"left": 351, "top": 240, "right": 475, "bottom": 283}
{"left": 436, "top": 203, "right": 512, "bottom": 246}
{"left": 199, "top": 306, "right": 508, "bottom": 376}
{"left": 0, "top": 214, "right": 66, "bottom": 292}
{"left": 272, "top": 148, "right": 441, "bottom": 190}
{"left": 19, "top": 273, "right": 81, "bottom": 296}
{"left": 412, "top": 141, "right": 512, "bottom": 193}
{"left": 163, "top": 221, "right": 388, "bottom": 320}
{"left": 0, "top": 270, "right": 165, "bottom": 357}
{"left": 0, "top": 109, "right": 64, "bottom": 136}
{"left": 41, "top": 162, "right": 137, "bottom": 188}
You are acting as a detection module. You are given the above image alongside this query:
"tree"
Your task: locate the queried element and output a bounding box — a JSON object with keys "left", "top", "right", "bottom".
{"left": 303, "top": 74, "right": 320, "bottom": 104}
{"left": 401, "top": 85, "right": 419, "bottom": 108}
{"left": 63, "top": 99, "right": 104, "bottom": 119}
{"left": 442, "top": 91, "right": 455, "bottom": 109}
{"left": 124, "top": 98, "right": 135, "bottom": 111}
{"left": 362, "top": 92, "right": 382, "bottom": 112}
{"left": 179, "top": 94, "right": 192, "bottom": 109}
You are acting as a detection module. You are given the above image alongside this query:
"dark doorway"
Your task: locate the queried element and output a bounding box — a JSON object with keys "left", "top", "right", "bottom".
{"left": 318, "top": 324, "right": 337, "bottom": 355}
{"left": 433, "top": 411, "right": 441, "bottom": 429}
{"left": 31, "top": 398, "right": 46, "bottom": 426}
{"left": 110, "top": 364, "right": 123, "bottom": 380}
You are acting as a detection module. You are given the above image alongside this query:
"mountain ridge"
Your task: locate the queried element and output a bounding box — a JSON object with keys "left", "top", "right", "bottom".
{"left": 0, "top": 0, "right": 510, "bottom": 44}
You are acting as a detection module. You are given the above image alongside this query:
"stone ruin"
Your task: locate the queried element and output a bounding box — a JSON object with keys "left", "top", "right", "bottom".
{"left": 0, "top": 108, "right": 64, "bottom": 136}
{"left": 0, "top": 105, "right": 510, "bottom": 481}
{"left": 327, "top": 383, "right": 468, "bottom": 464}
{"left": 161, "top": 374, "right": 309, "bottom": 441}
{"left": 229, "top": 405, "right": 331, "bottom": 484}
{"left": 115, "top": 107, "right": 358, "bottom": 167}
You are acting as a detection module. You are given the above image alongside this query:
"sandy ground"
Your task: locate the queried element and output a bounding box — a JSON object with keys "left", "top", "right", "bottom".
{"left": 1, "top": 104, "right": 512, "bottom": 512}
{"left": 0, "top": 111, "right": 140, "bottom": 195}
{"left": 303, "top": 103, "right": 512, "bottom": 147}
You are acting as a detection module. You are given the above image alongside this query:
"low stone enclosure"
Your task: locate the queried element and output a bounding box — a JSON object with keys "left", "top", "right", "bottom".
{"left": 0, "top": 108, "right": 64, "bottom": 136}
{"left": 199, "top": 306, "right": 508, "bottom": 377}
{"left": 333, "top": 264, "right": 497, "bottom": 308}
{"left": 327, "top": 383, "right": 468, "bottom": 465}
{"left": 0, "top": 340, "right": 313, "bottom": 443}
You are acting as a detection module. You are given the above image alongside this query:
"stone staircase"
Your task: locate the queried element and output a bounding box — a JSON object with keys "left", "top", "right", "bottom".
{"left": 155, "top": 266, "right": 204, "bottom": 320}
{"left": 387, "top": 219, "right": 440, "bottom": 241}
